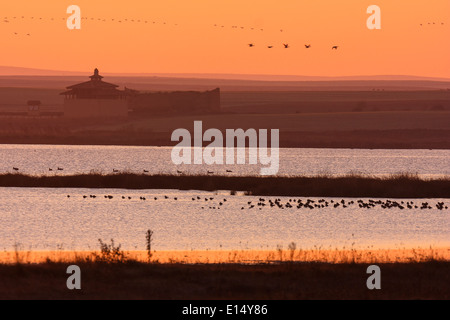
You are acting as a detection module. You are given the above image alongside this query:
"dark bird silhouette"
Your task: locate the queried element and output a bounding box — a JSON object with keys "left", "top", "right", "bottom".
{"left": 13, "top": 167, "right": 19, "bottom": 171}
{"left": 305, "top": 44, "right": 311, "bottom": 48}
{"left": 332, "top": 46, "right": 339, "bottom": 50}
{"left": 248, "top": 43, "right": 255, "bottom": 47}
{"left": 283, "top": 44, "right": 289, "bottom": 48}
{"left": 57, "top": 167, "right": 63, "bottom": 171}
{"left": 267, "top": 45, "right": 273, "bottom": 48}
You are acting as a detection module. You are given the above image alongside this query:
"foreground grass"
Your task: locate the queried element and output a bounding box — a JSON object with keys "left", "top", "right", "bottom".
{"left": 0, "top": 172, "right": 449, "bottom": 198}
{"left": 2, "top": 247, "right": 449, "bottom": 264}
{"left": 2, "top": 245, "right": 448, "bottom": 299}
{"left": 1, "top": 260, "right": 448, "bottom": 299}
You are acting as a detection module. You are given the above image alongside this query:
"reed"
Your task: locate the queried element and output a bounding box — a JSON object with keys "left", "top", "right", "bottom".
{"left": 0, "top": 172, "right": 449, "bottom": 198}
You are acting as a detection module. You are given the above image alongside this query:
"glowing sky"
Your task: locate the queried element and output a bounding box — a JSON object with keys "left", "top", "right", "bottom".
{"left": 0, "top": 0, "right": 449, "bottom": 77}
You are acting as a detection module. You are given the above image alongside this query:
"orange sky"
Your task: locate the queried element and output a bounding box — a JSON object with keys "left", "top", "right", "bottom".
{"left": 0, "top": 0, "right": 449, "bottom": 77}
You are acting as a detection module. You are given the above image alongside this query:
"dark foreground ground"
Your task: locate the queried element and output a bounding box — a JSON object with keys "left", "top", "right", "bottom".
{"left": 1, "top": 261, "right": 448, "bottom": 300}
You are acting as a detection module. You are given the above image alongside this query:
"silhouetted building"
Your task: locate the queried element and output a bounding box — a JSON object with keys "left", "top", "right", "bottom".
{"left": 61, "top": 68, "right": 221, "bottom": 118}
{"left": 61, "top": 68, "right": 128, "bottom": 118}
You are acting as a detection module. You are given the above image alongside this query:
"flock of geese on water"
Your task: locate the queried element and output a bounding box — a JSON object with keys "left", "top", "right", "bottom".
{"left": 66, "top": 194, "right": 449, "bottom": 211}
{"left": 10, "top": 167, "right": 232, "bottom": 175}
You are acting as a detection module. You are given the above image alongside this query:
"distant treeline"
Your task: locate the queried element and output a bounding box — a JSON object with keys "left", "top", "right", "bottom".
{"left": 1, "top": 173, "right": 449, "bottom": 198}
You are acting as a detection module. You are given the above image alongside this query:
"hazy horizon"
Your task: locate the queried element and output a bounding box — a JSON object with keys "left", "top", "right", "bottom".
{"left": 1, "top": 1, "right": 449, "bottom": 78}
{"left": 1, "top": 65, "right": 450, "bottom": 82}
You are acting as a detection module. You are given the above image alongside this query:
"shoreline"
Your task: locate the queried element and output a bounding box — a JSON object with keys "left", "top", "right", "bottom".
{"left": 2, "top": 141, "right": 450, "bottom": 150}
{"left": 0, "top": 131, "right": 450, "bottom": 150}
{"left": 1, "top": 248, "right": 449, "bottom": 299}
{"left": 2, "top": 247, "right": 449, "bottom": 265}
{"left": 1, "top": 173, "right": 449, "bottom": 198}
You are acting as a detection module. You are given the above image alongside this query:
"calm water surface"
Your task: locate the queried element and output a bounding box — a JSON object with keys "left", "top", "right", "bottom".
{"left": 0, "top": 145, "right": 448, "bottom": 251}
{"left": 0, "top": 188, "right": 448, "bottom": 251}
{"left": 0, "top": 145, "right": 448, "bottom": 177}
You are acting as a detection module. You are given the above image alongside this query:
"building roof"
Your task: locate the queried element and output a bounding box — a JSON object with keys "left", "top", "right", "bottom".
{"left": 60, "top": 68, "right": 123, "bottom": 98}
{"left": 66, "top": 80, "right": 119, "bottom": 90}
{"left": 65, "top": 68, "right": 119, "bottom": 90}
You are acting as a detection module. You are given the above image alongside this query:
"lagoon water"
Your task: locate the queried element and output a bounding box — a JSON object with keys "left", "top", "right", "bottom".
{"left": 0, "top": 145, "right": 448, "bottom": 252}
{"left": 0, "top": 187, "right": 448, "bottom": 252}
{"left": 0, "top": 144, "right": 449, "bottom": 177}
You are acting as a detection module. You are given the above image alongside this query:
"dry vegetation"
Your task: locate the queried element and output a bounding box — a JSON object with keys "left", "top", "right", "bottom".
{"left": 0, "top": 172, "right": 449, "bottom": 198}
{"left": 1, "top": 244, "right": 449, "bottom": 299}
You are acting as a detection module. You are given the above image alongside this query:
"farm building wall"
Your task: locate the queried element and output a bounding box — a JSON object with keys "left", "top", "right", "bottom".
{"left": 128, "top": 88, "right": 220, "bottom": 116}
{"left": 64, "top": 99, "right": 128, "bottom": 118}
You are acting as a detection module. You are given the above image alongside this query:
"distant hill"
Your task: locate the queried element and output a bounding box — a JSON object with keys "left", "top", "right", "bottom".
{"left": 0, "top": 66, "right": 449, "bottom": 91}
{"left": 0, "top": 66, "right": 87, "bottom": 76}
{"left": 1, "top": 66, "right": 449, "bottom": 82}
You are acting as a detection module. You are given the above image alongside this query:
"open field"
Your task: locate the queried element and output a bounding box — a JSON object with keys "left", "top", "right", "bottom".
{"left": 1, "top": 173, "right": 449, "bottom": 198}
{"left": 104, "top": 111, "right": 450, "bottom": 132}
{"left": 0, "top": 111, "right": 449, "bottom": 148}
{"left": 0, "top": 84, "right": 449, "bottom": 148}
{"left": 2, "top": 87, "right": 450, "bottom": 112}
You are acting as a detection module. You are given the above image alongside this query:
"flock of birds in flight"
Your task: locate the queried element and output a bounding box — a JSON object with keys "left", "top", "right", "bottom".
{"left": 419, "top": 22, "right": 445, "bottom": 26}
{"left": 248, "top": 43, "right": 338, "bottom": 50}
{"left": 2, "top": 15, "right": 181, "bottom": 37}
{"left": 2, "top": 15, "right": 341, "bottom": 49}
{"left": 2, "top": 15, "right": 447, "bottom": 51}
{"left": 64, "top": 193, "right": 448, "bottom": 211}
